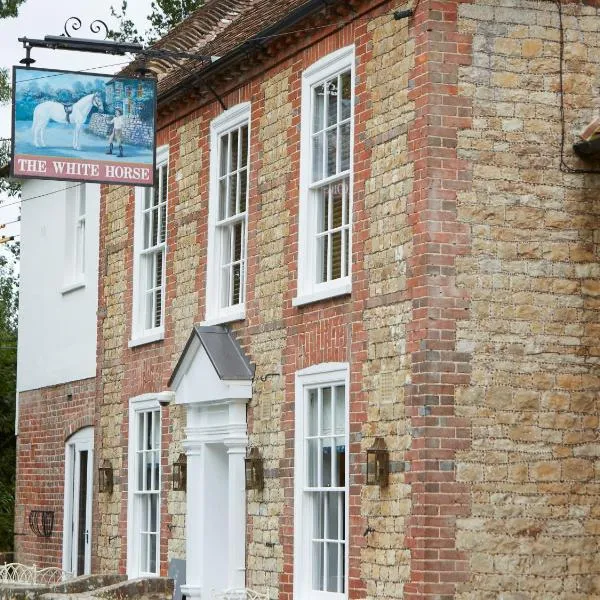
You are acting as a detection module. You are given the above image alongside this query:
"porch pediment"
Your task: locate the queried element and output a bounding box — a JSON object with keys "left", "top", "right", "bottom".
{"left": 169, "top": 325, "right": 254, "bottom": 404}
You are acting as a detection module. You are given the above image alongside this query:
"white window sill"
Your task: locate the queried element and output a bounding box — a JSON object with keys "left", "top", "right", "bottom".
{"left": 202, "top": 307, "right": 245, "bottom": 327}
{"left": 61, "top": 280, "right": 86, "bottom": 295}
{"left": 293, "top": 281, "right": 351, "bottom": 307}
{"left": 128, "top": 329, "right": 165, "bottom": 348}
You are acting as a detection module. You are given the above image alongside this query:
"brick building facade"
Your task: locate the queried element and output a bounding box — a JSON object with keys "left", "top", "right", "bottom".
{"left": 14, "top": 1, "right": 600, "bottom": 599}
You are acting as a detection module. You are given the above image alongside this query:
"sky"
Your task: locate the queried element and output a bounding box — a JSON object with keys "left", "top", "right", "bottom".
{"left": 0, "top": 0, "right": 153, "bottom": 240}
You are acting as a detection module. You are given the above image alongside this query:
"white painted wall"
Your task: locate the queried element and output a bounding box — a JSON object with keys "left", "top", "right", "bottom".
{"left": 17, "top": 179, "right": 99, "bottom": 391}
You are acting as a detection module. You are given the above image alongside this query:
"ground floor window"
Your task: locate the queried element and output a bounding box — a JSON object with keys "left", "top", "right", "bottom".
{"left": 127, "top": 395, "right": 161, "bottom": 576}
{"left": 295, "top": 363, "right": 349, "bottom": 599}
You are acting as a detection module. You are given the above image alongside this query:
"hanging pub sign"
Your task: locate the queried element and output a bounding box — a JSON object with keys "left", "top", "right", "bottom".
{"left": 10, "top": 66, "right": 156, "bottom": 186}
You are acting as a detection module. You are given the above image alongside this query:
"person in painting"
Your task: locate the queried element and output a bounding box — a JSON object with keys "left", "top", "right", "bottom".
{"left": 106, "top": 108, "right": 124, "bottom": 157}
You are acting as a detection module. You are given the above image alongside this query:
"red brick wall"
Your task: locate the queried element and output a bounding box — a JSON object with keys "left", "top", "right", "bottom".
{"left": 404, "top": 1, "right": 474, "bottom": 598}
{"left": 14, "top": 378, "right": 96, "bottom": 567}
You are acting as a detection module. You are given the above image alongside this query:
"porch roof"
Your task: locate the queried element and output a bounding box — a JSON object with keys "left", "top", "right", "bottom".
{"left": 168, "top": 325, "right": 255, "bottom": 388}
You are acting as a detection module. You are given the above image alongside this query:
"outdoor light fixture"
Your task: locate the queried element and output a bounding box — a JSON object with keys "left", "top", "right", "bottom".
{"left": 98, "top": 459, "right": 114, "bottom": 494}
{"left": 245, "top": 447, "right": 264, "bottom": 491}
{"left": 366, "top": 437, "right": 389, "bottom": 487}
{"left": 172, "top": 453, "right": 187, "bottom": 492}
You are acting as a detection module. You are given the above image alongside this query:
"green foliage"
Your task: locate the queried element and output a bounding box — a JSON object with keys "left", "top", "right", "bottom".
{"left": 0, "top": 68, "right": 9, "bottom": 104}
{"left": 0, "top": 0, "right": 27, "bottom": 19}
{"left": 0, "top": 251, "right": 18, "bottom": 551}
{"left": 0, "top": 68, "right": 21, "bottom": 196}
{"left": 0, "top": 3, "right": 24, "bottom": 552}
{"left": 109, "top": 0, "right": 204, "bottom": 44}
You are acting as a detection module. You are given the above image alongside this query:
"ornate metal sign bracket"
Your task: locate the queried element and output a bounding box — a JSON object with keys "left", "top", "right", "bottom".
{"left": 64, "top": 17, "right": 110, "bottom": 40}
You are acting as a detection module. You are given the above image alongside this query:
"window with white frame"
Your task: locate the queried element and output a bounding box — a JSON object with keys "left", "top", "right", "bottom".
{"left": 295, "top": 47, "right": 354, "bottom": 307}
{"left": 205, "top": 103, "right": 250, "bottom": 324}
{"left": 295, "top": 363, "right": 349, "bottom": 599}
{"left": 63, "top": 183, "right": 86, "bottom": 290}
{"left": 131, "top": 146, "right": 168, "bottom": 345}
{"left": 127, "top": 395, "right": 161, "bottom": 577}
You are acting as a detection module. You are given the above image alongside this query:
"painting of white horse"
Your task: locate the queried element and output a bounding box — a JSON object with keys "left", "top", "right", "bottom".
{"left": 32, "top": 92, "right": 104, "bottom": 150}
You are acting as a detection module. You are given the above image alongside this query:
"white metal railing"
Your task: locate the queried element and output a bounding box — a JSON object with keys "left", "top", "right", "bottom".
{"left": 0, "top": 563, "right": 73, "bottom": 586}
{"left": 212, "top": 589, "right": 269, "bottom": 600}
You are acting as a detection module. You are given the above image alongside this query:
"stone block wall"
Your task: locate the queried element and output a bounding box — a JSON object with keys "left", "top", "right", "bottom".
{"left": 455, "top": 1, "right": 600, "bottom": 598}
{"left": 88, "top": 114, "right": 153, "bottom": 148}
{"left": 14, "top": 378, "right": 96, "bottom": 567}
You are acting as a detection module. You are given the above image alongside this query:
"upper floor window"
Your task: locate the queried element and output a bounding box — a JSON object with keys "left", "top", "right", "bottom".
{"left": 205, "top": 103, "right": 250, "bottom": 325}
{"left": 294, "top": 46, "right": 354, "bottom": 307}
{"left": 131, "top": 146, "right": 168, "bottom": 346}
{"left": 63, "top": 183, "right": 86, "bottom": 292}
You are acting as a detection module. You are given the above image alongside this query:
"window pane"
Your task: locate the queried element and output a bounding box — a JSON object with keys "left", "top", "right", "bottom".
{"left": 231, "top": 128, "right": 239, "bottom": 170}
{"left": 232, "top": 263, "right": 241, "bottom": 305}
{"left": 317, "top": 188, "right": 329, "bottom": 233}
{"left": 308, "top": 389, "right": 318, "bottom": 436}
{"left": 326, "top": 493, "right": 339, "bottom": 540}
{"left": 326, "top": 542, "right": 339, "bottom": 592}
{"left": 312, "top": 133, "right": 324, "bottom": 182}
{"left": 312, "top": 541, "right": 324, "bottom": 591}
{"left": 239, "top": 168, "right": 248, "bottom": 213}
{"left": 322, "top": 387, "right": 332, "bottom": 434}
{"left": 149, "top": 533, "right": 157, "bottom": 573}
{"left": 314, "top": 493, "right": 325, "bottom": 539}
{"left": 220, "top": 135, "right": 229, "bottom": 177}
{"left": 331, "top": 231, "right": 342, "bottom": 280}
{"left": 332, "top": 188, "right": 343, "bottom": 229}
{"left": 218, "top": 178, "right": 227, "bottom": 221}
{"left": 322, "top": 442, "right": 331, "bottom": 487}
{"left": 150, "top": 494, "right": 158, "bottom": 530}
{"left": 220, "top": 268, "right": 231, "bottom": 309}
{"left": 229, "top": 174, "right": 237, "bottom": 217}
{"left": 334, "top": 385, "right": 345, "bottom": 434}
{"left": 233, "top": 222, "right": 242, "bottom": 261}
{"left": 159, "top": 203, "right": 167, "bottom": 243}
{"left": 340, "top": 71, "right": 351, "bottom": 120}
{"left": 145, "top": 291, "right": 154, "bottom": 330}
{"left": 144, "top": 186, "right": 152, "bottom": 210}
{"left": 307, "top": 438, "right": 318, "bottom": 487}
{"left": 340, "top": 122, "right": 351, "bottom": 172}
{"left": 151, "top": 205, "right": 158, "bottom": 247}
{"left": 326, "top": 128, "right": 337, "bottom": 177}
{"left": 335, "top": 439, "right": 345, "bottom": 487}
{"left": 140, "top": 526, "right": 148, "bottom": 570}
{"left": 160, "top": 166, "right": 167, "bottom": 204}
{"left": 313, "top": 84, "right": 325, "bottom": 132}
{"left": 326, "top": 78, "right": 338, "bottom": 127}
{"left": 241, "top": 125, "right": 249, "bottom": 167}
{"left": 318, "top": 236, "right": 328, "bottom": 284}
{"left": 153, "top": 450, "right": 160, "bottom": 490}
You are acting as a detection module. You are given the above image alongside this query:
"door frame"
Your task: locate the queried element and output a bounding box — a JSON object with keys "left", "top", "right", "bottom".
{"left": 62, "top": 426, "right": 94, "bottom": 576}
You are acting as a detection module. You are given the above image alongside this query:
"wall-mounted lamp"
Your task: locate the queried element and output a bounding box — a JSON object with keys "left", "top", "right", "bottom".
{"left": 172, "top": 453, "right": 187, "bottom": 491}
{"left": 98, "top": 459, "right": 114, "bottom": 494}
{"left": 245, "top": 447, "right": 264, "bottom": 491}
{"left": 366, "top": 437, "right": 389, "bottom": 487}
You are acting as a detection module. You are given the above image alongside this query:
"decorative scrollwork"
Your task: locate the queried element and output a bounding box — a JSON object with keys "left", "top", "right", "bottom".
{"left": 64, "top": 16, "right": 82, "bottom": 37}
{"left": 63, "top": 17, "right": 109, "bottom": 39}
{"left": 90, "top": 19, "right": 109, "bottom": 39}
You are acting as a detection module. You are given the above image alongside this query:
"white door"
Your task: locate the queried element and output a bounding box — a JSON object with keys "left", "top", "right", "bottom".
{"left": 63, "top": 427, "right": 94, "bottom": 575}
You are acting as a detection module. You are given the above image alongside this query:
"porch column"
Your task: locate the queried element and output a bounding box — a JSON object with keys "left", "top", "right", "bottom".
{"left": 181, "top": 406, "right": 206, "bottom": 600}
{"left": 224, "top": 399, "right": 248, "bottom": 589}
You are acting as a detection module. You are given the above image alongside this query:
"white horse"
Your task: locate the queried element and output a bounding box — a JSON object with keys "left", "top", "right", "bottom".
{"left": 32, "top": 92, "right": 104, "bottom": 150}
